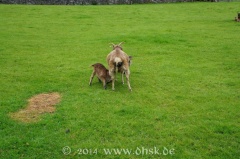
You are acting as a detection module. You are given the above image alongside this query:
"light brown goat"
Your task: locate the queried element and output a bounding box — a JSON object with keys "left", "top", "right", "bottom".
{"left": 106, "top": 42, "right": 132, "bottom": 91}
{"left": 89, "top": 63, "right": 112, "bottom": 89}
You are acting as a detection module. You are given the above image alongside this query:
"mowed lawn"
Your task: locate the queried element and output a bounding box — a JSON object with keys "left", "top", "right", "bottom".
{"left": 0, "top": 2, "right": 239, "bottom": 158}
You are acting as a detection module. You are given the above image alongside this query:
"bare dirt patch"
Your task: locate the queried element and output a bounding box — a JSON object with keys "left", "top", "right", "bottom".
{"left": 10, "top": 92, "right": 61, "bottom": 123}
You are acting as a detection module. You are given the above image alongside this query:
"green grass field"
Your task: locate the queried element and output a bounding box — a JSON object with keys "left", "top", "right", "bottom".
{"left": 0, "top": 2, "right": 239, "bottom": 158}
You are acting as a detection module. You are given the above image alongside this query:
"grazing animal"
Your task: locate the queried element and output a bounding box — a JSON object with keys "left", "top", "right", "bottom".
{"left": 106, "top": 42, "right": 132, "bottom": 91}
{"left": 89, "top": 63, "right": 112, "bottom": 89}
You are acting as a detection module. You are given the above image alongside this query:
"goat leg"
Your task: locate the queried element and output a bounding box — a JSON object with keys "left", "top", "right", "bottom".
{"left": 111, "top": 77, "right": 115, "bottom": 91}
{"left": 89, "top": 71, "right": 96, "bottom": 86}
{"left": 112, "top": 82, "right": 115, "bottom": 91}
{"left": 122, "top": 71, "right": 125, "bottom": 84}
{"left": 127, "top": 78, "right": 132, "bottom": 91}
{"left": 125, "top": 70, "right": 132, "bottom": 91}
{"left": 109, "top": 69, "right": 115, "bottom": 91}
{"left": 102, "top": 80, "right": 107, "bottom": 90}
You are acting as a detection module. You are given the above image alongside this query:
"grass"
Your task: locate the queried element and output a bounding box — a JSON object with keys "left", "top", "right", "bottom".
{"left": 0, "top": 2, "right": 240, "bottom": 158}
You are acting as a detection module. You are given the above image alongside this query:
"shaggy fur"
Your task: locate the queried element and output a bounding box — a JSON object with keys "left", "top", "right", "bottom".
{"left": 106, "top": 42, "right": 132, "bottom": 91}
{"left": 89, "top": 63, "right": 112, "bottom": 89}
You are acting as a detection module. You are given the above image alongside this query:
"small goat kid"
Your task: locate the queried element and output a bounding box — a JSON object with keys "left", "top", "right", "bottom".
{"left": 89, "top": 63, "right": 112, "bottom": 89}
{"left": 107, "top": 42, "right": 132, "bottom": 91}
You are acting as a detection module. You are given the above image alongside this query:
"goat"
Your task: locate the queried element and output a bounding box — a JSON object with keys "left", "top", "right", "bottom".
{"left": 89, "top": 63, "right": 112, "bottom": 90}
{"left": 106, "top": 42, "right": 132, "bottom": 91}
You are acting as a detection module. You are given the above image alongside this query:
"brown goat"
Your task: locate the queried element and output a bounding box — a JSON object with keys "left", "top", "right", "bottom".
{"left": 89, "top": 63, "right": 112, "bottom": 89}
{"left": 106, "top": 42, "right": 132, "bottom": 91}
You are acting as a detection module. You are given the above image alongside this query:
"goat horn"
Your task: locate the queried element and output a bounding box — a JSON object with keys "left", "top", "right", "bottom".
{"left": 109, "top": 43, "right": 115, "bottom": 46}
{"left": 118, "top": 42, "right": 124, "bottom": 46}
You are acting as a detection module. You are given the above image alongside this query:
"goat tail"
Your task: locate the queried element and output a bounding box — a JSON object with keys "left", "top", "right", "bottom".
{"left": 114, "top": 57, "right": 122, "bottom": 73}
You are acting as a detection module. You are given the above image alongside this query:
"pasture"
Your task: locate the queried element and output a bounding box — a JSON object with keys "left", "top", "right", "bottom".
{"left": 0, "top": 2, "right": 239, "bottom": 158}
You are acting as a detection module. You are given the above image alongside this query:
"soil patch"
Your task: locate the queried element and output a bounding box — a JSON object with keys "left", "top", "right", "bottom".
{"left": 10, "top": 92, "right": 61, "bottom": 123}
